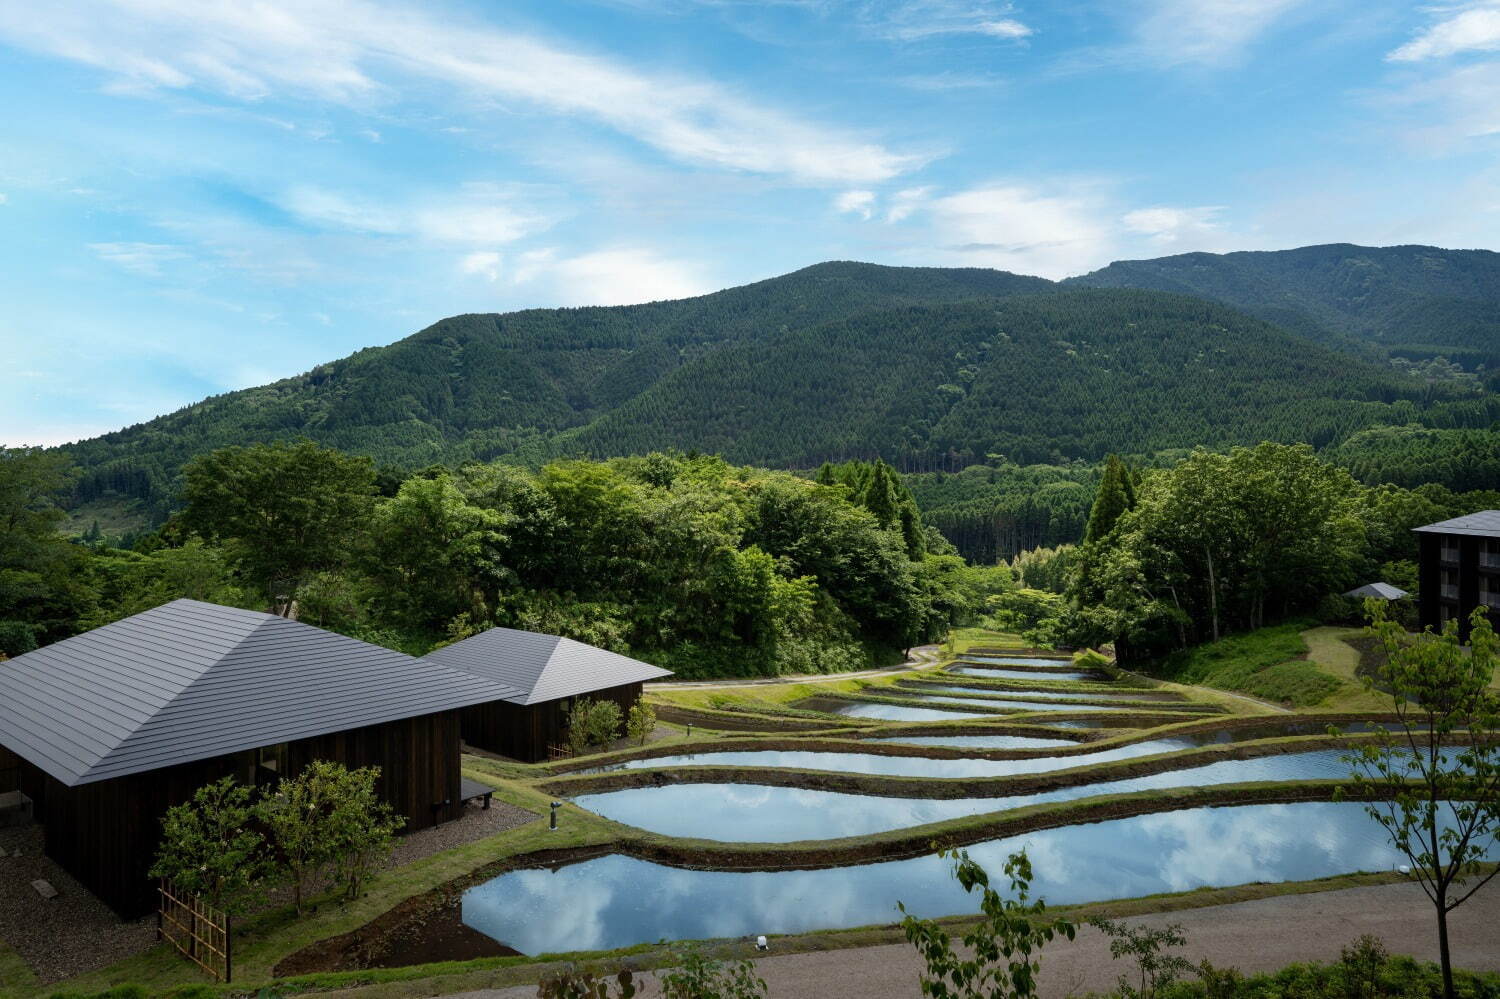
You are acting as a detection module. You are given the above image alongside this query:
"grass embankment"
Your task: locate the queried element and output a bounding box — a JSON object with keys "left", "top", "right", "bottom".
{"left": 536, "top": 730, "right": 1425, "bottom": 800}
{"left": 944, "top": 627, "right": 1029, "bottom": 655}
{"left": 1150, "top": 622, "right": 1356, "bottom": 709}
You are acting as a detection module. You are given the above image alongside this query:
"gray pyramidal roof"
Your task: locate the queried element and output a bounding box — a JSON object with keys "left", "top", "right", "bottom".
{"left": 423, "top": 627, "right": 671, "bottom": 706}
{"left": 1413, "top": 510, "right": 1500, "bottom": 538}
{"left": 1344, "top": 582, "right": 1409, "bottom": 600}
{"left": 0, "top": 599, "right": 525, "bottom": 787}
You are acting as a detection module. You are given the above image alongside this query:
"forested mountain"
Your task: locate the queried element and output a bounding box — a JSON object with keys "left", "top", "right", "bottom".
{"left": 1070, "top": 243, "right": 1500, "bottom": 382}
{"left": 63, "top": 262, "right": 1050, "bottom": 516}
{"left": 54, "top": 248, "right": 1500, "bottom": 534}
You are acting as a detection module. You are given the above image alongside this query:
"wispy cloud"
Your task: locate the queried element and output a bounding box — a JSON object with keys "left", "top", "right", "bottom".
{"left": 834, "top": 189, "right": 876, "bottom": 219}
{"left": 0, "top": 0, "right": 920, "bottom": 185}
{"left": 278, "top": 182, "right": 556, "bottom": 246}
{"left": 460, "top": 251, "right": 503, "bottom": 282}
{"left": 1382, "top": 60, "right": 1500, "bottom": 143}
{"left": 927, "top": 182, "right": 1116, "bottom": 278}
{"left": 859, "top": 1, "right": 1032, "bottom": 42}
{"left": 1121, "top": 205, "right": 1226, "bottom": 245}
{"left": 88, "top": 241, "right": 189, "bottom": 276}
{"left": 510, "top": 247, "right": 713, "bottom": 306}
{"left": 1130, "top": 0, "right": 1311, "bottom": 67}
{"left": 886, "top": 186, "right": 933, "bottom": 222}
{"left": 1390, "top": 3, "right": 1500, "bottom": 61}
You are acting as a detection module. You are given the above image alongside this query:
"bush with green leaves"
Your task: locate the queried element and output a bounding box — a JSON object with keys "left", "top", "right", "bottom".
{"left": 1090, "top": 916, "right": 1194, "bottom": 999}
{"left": 1156, "top": 950, "right": 1500, "bottom": 999}
{"left": 565, "top": 697, "right": 624, "bottom": 755}
{"left": 149, "top": 776, "right": 270, "bottom": 914}
{"left": 325, "top": 764, "right": 404, "bottom": 901}
{"left": 0, "top": 619, "right": 38, "bottom": 658}
{"left": 659, "top": 945, "right": 767, "bottom": 999}
{"left": 900, "top": 848, "right": 1074, "bottom": 999}
{"left": 626, "top": 699, "right": 657, "bottom": 745}
{"left": 535, "top": 968, "right": 637, "bottom": 998}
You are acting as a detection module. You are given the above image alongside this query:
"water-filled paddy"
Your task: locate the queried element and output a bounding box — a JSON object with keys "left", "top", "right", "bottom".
{"left": 965, "top": 655, "right": 1076, "bottom": 667}
{"left": 907, "top": 683, "right": 1167, "bottom": 701}
{"left": 869, "top": 720, "right": 1390, "bottom": 749}
{"left": 949, "top": 666, "right": 1096, "bottom": 681}
{"left": 827, "top": 702, "right": 1003, "bottom": 721}
{"left": 575, "top": 736, "right": 1281, "bottom": 780}
{"left": 909, "top": 695, "right": 1140, "bottom": 713}
{"left": 867, "top": 734, "right": 1081, "bottom": 749}
{"left": 461, "top": 802, "right": 1477, "bottom": 954}
{"left": 570, "top": 749, "right": 1376, "bottom": 841}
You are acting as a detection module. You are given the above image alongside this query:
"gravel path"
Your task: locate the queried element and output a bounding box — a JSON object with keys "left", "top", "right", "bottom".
{"left": 0, "top": 796, "right": 536, "bottom": 985}
{"left": 444, "top": 879, "right": 1500, "bottom": 999}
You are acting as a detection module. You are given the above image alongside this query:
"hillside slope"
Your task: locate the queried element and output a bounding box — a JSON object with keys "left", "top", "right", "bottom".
{"left": 1069, "top": 243, "right": 1500, "bottom": 379}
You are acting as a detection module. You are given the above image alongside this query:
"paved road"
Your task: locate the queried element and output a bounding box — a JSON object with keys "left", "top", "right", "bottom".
{"left": 443, "top": 880, "right": 1498, "bottom": 999}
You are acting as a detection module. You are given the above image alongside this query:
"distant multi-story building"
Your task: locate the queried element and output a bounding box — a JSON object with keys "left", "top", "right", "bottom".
{"left": 1414, "top": 511, "right": 1500, "bottom": 642}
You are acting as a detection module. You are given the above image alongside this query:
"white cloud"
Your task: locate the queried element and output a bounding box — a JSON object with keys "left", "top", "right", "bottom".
{"left": 510, "top": 247, "right": 712, "bottom": 306}
{"left": 834, "top": 189, "right": 876, "bottom": 219}
{"left": 278, "top": 182, "right": 554, "bottom": 246}
{"left": 863, "top": 1, "right": 1033, "bottom": 42}
{"left": 1121, "top": 205, "right": 1225, "bottom": 244}
{"left": 0, "top": 193, "right": 8, "bottom": 204}
{"left": 461, "top": 251, "right": 503, "bottom": 282}
{"left": 87, "top": 241, "right": 189, "bottom": 276}
{"left": 886, "top": 185, "right": 934, "bottom": 222}
{"left": 1131, "top": 0, "right": 1310, "bottom": 66}
{"left": 927, "top": 183, "right": 1117, "bottom": 278}
{"left": 0, "top": 0, "right": 919, "bottom": 185}
{"left": 1390, "top": 4, "right": 1500, "bottom": 61}
{"left": 1385, "top": 60, "right": 1500, "bottom": 144}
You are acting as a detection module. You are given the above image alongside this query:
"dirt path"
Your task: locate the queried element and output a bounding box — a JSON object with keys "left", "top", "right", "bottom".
{"left": 438, "top": 880, "right": 1498, "bottom": 999}
{"left": 646, "top": 646, "right": 942, "bottom": 691}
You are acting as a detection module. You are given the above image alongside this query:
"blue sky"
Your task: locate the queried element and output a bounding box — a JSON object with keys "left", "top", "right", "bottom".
{"left": 2, "top": 0, "right": 1499, "bottom": 446}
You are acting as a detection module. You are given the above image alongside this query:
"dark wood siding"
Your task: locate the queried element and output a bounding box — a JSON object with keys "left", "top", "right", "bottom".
{"left": 462, "top": 682, "right": 643, "bottom": 762}
{"left": 18, "top": 709, "right": 463, "bottom": 917}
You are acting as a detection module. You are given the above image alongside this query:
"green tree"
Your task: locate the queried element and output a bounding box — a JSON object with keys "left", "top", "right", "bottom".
{"left": 326, "top": 765, "right": 404, "bottom": 901}
{"left": 181, "top": 441, "right": 375, "bottom": 610}
{"left": 659, "top": 945, "right": 768, "bottom": 999}
{"left": 1084, "top": 455, "right": 1133, "bottom": 543}
{"left": 365, "top": 475, "right": 508, "bottom": 631}
{"left": 1341, "top": 605, "right": 1500, "bottom": 999}
{"left": 1089, "top": 917, "right": 1194, "bottom": 999}
{"left": 900, "top": 849, "right": 1074, "bottom": 999}
{"left": 626, "top": 699, "right": 657, "bottom": 745}
{"left": 0, "top": 448, "right": 90, "bottom": 642}
{"left": 564, "top": 698, "right": 624, "bottom": 755}
{"left": 261, "top": 761, "right": 344, "bottom": 914}
{"left": 149, "top": 777, "right": 269, "bottom": 914}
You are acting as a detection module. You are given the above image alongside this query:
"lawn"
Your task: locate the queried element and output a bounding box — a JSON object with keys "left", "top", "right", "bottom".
{"left": 1150, "top": 622, "right": 1346, "bottom": 709}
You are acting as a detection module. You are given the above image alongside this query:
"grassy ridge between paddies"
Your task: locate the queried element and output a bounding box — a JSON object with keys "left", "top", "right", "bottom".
{"left": 533, "top": 729, "right": 1454, "bottom": 800}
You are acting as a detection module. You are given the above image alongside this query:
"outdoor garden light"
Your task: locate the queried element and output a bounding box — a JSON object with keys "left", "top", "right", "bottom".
{"left": 550, "top": 800, "right": 562, "bottom": 830}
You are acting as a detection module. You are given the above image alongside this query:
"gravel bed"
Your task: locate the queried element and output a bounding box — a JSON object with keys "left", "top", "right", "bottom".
{"left": 0, "top": 825, "right": 155, "bottom": 984}
{"left": 0, "top": 793, "right": 535, "bottom": 984}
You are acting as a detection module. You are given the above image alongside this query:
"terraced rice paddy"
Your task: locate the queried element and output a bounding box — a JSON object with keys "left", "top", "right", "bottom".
{"left": 460, "top": 802, "right": 1485, "bottom": 954}
{"left": 568, "top": 749, "right": 1385, "bottom": 840}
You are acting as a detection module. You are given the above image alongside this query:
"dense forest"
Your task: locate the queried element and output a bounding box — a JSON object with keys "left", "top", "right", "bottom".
{"left": 1071, "top": 242, "right": 1500, "bottom": 388}
{"left": 54, "top": 247, "right": 1500, "bottom": 541}
{"left": 1, "top": 445, "right": 1010, "bottom": 678}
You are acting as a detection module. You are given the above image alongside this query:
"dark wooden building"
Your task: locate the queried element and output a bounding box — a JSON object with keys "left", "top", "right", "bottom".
{"left": 0, "top": 600, "right": 518, "bottom": 916}
{"left": 1415, "top": 511, "right": 1500, "bottom": 642}
{"left": 424, "top": 627, "right": 671, "bottom": 762}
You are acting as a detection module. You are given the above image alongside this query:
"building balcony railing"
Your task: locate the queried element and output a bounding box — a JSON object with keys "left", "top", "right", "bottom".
{"left": 1483, "top": 593, "right": 1500, "bottom": 609}
{"left": 1441, "top": 549, "right": 1461, "bottom": 565}
{"left": 1441, "top": 585, "right": 1459, "bottom": 600}
{"left": 1481, "top": 553, "right": 1500, "bottom": 571}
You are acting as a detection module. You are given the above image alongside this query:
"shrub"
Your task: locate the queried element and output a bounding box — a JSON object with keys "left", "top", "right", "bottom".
{"left": 149, "top": 776, "right": 269, "bottom": 914}
{"left": 565, "top": 698, "right": 625, "bottom": 755}
{"left": 1091, "top": 916, "right": 1194, "bottom": 999}
{"left": 626, "top": 699, "right": 657, "bottom": 745}
{"left": 536, "top": 967, "right": 637, "bottom": 998}
{"left": 659, "top": 945, "right": 766, "bottom": 999}
{"left": 0, "top": 620, "right": 37, "bottom": 658}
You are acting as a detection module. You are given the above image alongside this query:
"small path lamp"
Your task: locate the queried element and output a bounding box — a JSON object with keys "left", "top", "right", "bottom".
{"left": 550, "top": 800, "right": 562, "bottom": 831}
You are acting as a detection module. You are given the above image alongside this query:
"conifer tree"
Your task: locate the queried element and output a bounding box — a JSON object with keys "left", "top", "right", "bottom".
{"left": 1084, "top": 455, "right": 1132, "bottom": 542}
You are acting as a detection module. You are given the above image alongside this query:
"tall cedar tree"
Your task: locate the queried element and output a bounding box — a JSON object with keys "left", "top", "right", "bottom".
{"left": 1084, "top": 455, "right": 1133, "bottom": 542}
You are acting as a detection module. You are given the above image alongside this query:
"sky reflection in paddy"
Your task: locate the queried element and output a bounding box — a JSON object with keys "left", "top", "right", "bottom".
{"left": 571, "top": 750, "right": 1370, "bottom": 841}
{"left": 949, "top": 666, "right": 1095, "bottom": 681}
{"left": 462, "top": 802, "right": 1476, "bottom": 955}
{"left": 907, "top": 683, "right": 1167, "bottom": 701}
